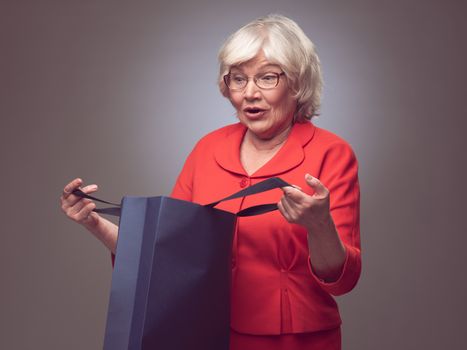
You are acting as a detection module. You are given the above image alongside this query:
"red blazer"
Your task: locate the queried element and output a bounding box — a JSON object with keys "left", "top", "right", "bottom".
{"left": 171, "top": 121, "right": 361, "bottom": 335}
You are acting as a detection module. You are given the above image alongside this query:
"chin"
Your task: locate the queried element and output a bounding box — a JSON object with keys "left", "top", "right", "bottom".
{"left": 247, "top": 123, "right": 278, "bottom": 140}
{"left": 239, "top": 117, "right": 265, "bottom": 131}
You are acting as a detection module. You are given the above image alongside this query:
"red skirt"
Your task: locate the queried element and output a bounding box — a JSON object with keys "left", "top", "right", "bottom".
{"left": 230, "top": 327, "right": 341, "bottom": 350}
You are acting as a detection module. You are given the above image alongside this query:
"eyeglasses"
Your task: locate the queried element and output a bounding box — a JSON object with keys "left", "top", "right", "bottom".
{"left": 223, "top": 71, "right": 285, "bottom": 91}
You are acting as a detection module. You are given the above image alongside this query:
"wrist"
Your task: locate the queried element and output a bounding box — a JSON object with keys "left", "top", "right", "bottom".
{"left": 306, "top": 213, "right": 334, "bottom": 236}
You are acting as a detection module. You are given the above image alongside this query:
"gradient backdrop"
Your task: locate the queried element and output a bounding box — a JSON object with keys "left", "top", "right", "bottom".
{"left": 1, "top": 0, "right": 466, "bottom": 349}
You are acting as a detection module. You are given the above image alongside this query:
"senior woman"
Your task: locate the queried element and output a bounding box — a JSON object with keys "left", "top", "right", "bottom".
{"left": 61, "top": 14, "right": 361, "bottom": 350}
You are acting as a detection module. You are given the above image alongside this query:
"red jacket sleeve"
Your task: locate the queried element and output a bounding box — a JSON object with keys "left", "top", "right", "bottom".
{"left": 308, "top": 140, "right": 362, "bottom": 296}
{"left": 170, "top": 145, "right": 197, "bottom": 201}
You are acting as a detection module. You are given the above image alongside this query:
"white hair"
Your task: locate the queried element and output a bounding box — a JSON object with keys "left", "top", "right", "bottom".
{"left": 218, "top": 14, "right": 323, "bottom": 122}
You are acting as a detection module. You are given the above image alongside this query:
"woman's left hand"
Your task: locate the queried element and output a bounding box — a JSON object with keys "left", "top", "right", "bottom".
{"left": 279, "top": 173, "right": 346, "bottom": 281}
{"left": 278, "top": 173, "right": 332, "bottom": 232}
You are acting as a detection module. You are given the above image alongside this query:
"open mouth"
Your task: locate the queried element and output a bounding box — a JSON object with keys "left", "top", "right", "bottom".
{"left": 244, "top": 107, "right": 266, "bottom": 116}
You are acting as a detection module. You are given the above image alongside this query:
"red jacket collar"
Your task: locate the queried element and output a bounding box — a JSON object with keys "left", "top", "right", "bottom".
{"left": 214, "top": 122, "right": 316, "bottom": 177}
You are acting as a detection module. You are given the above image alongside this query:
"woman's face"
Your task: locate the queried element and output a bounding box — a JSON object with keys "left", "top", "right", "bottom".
{"left": 228, "top": 51, "right": 297, "bottom": 140}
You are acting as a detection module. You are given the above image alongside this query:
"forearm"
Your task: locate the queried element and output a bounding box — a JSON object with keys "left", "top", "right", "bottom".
{"left": 84, "top": 215, "right": 118, "bottom": 254}
{"left": 306, "top": 216, "right": 346, "bottom": 283}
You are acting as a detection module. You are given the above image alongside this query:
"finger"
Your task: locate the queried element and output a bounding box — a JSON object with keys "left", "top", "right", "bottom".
{"left": 277, "top": 200, "right": 292, "bottom": 222}
{"left": 67, "top": 198, "right": 92, "bottom": 216}
{"left": 62, "top": 178, "right": 83, "bottom": 199}
{"left": 281, "top": 185, "right": 306, "bottom": 204}
{"left": 81, "top": 184, "right": 99, "bottom": 194}
{"left": 305, "top": 174, "right": 329, "bottom": 198}
{"left": 61, "top": 184, "right": 98, "bottom": 209}
{"left": 61, "top": 193, "right": 79, "bottom": 211}
{"left": 82, "top": 211, "right": 99, "bottom": 226}
{"left": 61, "top": 194, "right": 84, "bottom": 211}
{"left": 280, "top": 196, "right": 299, "bottom": 222}
{"left": 74, "top": 202, "right": 97, "bottom": 222}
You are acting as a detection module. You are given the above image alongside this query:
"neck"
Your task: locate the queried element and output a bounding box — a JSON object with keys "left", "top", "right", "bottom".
{"left": 244, "top": 124, "right": 292, "bottom": 152}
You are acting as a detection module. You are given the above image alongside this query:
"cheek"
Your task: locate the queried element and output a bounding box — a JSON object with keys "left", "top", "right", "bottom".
{"left": 229, "top": 95, "right": 243, "bottom": 110}
{"left": 269, "top": 92, "right": 295, "bottom": 114}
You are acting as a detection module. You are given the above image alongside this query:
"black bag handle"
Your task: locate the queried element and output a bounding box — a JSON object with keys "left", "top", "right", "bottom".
{"left": 72, "top": 177, "right": 290, "bottom": 217}
{"left": 205, "top": 177, "right": 289, "bottom": 207}
{"left": 206, "top": 177, "right": 290, "bottom": 217}
{"left": 70, "top": 189, "right": 122, "bottom": 216}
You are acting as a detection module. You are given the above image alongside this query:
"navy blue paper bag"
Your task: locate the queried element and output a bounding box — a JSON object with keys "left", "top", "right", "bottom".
{"left": 74, "top": 177, "right": 289, "bottom": 350}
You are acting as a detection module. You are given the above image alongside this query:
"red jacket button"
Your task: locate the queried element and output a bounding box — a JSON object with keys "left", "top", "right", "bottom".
{"left": 240, "top": 178, "right": 248, "bottom": 188}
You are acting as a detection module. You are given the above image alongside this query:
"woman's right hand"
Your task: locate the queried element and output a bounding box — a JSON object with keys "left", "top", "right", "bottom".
{"left": 60, "top": 178, "right": 100, "bottom": 228}
{"left": 60, "top": 178, "right": 118, "bottom": 253}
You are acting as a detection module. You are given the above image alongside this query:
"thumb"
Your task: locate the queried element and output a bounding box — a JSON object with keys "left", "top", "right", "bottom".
{"left": 305, "top": 173, "right": 328, "bottom": 197}
{"left": 281, "top": 185, "right": 305, "bottom": 202}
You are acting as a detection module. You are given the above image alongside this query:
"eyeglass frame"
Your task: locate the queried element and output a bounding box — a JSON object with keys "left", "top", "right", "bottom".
{"left": 223, "top": 71, "right": 286, "bottom": 91}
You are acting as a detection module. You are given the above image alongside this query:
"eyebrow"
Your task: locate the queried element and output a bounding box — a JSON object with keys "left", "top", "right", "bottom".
{"left": 257, "top": 63, "right": 280, "bottom": 69}
{"left": 230, "top": 63, "right": 281, "bottom": 73}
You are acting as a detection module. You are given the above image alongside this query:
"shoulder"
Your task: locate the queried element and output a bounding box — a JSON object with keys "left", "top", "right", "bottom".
{"left": 313, "top": 126, "right": 353, "bottom": 149}
{"left": 309, "top": 125, "right": 357, "bottom": 160}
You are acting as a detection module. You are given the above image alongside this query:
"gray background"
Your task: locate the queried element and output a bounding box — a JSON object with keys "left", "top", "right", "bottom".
{"left": 1, "top": 0, "right": 466, "bottom": 349}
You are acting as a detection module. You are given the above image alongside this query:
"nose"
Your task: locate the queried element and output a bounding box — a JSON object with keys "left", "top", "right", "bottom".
{"left": 243, "top": 78, "right": 261, "bottom": 100}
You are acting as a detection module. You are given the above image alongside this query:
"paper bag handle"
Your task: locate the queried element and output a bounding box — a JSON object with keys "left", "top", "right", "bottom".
{"left": 71, "top": 190, "right": 122, "bottom": 216}
{"left": 72, "top": 177, "right": 291, "bottom": 217}
{"left": 206, "top": 177, "right": 290, "bottom": 216}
